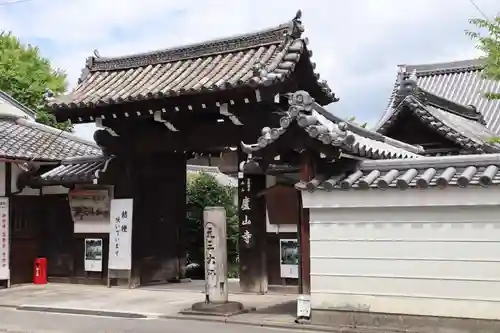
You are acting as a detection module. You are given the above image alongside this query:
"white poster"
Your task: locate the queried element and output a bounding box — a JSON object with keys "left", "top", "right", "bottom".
{"left": 84, "top": 238, "right": 103, "bottom": 272}
{"left": 280, "top": 239, "right": 299, "bottom": 279}
{"left": 69, "top": 189, "right": 110, "bottom": 222}
{"left": 0, "top": 198, "right": 9, "bottom": 280}
{"left": 108, "top": 199, "right": 133, "bottom": 270}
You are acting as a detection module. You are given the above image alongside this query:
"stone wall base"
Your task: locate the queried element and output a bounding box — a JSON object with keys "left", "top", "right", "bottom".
{"left": 312, "top": 309, "right": 500, "bottom": 333}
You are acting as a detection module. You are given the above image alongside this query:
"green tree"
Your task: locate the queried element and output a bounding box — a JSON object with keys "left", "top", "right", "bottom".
{"left": 0, "top": 31, "right": 72, "bottom": 131}
{"left": 467, "top": 15, "right": 500, "bottom": 100}
{"left": 186, "top": 172, "right": 239, "bottom": 278}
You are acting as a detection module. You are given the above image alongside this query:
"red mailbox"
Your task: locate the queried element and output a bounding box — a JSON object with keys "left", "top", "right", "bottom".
{"left": 34, "top": 258, "right": 47, "bottom": 285}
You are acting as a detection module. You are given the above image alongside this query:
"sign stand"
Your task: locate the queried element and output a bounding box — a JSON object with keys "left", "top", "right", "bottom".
{"left": 0, "top": 198, "right": 10, "bottom": 288}
{"left": 107, "top": 198, "right": 134, "bottom": 288}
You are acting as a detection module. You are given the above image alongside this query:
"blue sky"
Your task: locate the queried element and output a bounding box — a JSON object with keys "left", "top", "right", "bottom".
{"left": 1, "top": 0, "right": 498, "bottom": 141}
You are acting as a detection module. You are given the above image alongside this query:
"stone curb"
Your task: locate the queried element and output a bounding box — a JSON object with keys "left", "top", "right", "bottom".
{"left": 14, "top": 305, "right": 338, "bottom": 332}
{"left": 13, "top": 305, "right": 414, "bottom": 333}
{"left": 161, "top": 314, "right": 406, "bottom": 333}
{"left": 160, "top": 314, "right": 344, "bottom": 332}
{"left": 16, "top": 305, "right": 149, "bottom": 319}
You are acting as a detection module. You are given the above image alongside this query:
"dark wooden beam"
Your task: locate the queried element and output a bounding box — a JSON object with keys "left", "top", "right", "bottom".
{"left": 53, "top": 86, "right": 280, "bottom": 124}
{"left": 96, "top": 109, "right": 290, "bottom": 154}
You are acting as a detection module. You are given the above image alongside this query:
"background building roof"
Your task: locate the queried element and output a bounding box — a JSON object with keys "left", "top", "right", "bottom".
{"left": 375, "top": 59, "right": 500, "bottom": 134}
{"left": 0, "top": 90, "right": 100, "bottom": 161}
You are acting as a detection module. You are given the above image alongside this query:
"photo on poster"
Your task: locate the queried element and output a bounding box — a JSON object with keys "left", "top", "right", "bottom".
{"left": 280, "top": 239, "right": 299, "bottom": 279}
{"left": 280, "top": 239, "right": 299, "bottom": 265}
{"left": 84, "top": 238, "right": 103, "bottom": 272}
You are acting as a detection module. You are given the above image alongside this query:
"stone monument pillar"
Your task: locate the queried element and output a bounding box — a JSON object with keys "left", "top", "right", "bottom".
{"left": 183, "top": 207, "right": 247, "bottom": 316}
{"left": 203, "top": 207, "right": 228, "bottom": 303}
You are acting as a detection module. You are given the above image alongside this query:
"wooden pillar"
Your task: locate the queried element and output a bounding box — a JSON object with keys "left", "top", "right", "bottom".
{"left": 130, "top": 152, "right": 187, "bottom": 285}
{"left": 102, "top": 155, "right": 134, "bottom": 287}
{"left": 111, "top": 157, "right": 133, "bottom": 199}
{"left": 298, "top": 153, "right": 313, "bottom": 294}
{"left": 238, "top": 172, "right": 268, "bottom": 294}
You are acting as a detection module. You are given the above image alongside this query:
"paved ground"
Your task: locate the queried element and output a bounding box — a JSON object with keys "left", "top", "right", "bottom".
{"left": 0, "top": 283, "right": 314, "bottom": 332}
{"left": 0, "top": 307, "right": 308, "bottom": 333}
{"left": 0, "top": 283, "right": 295, "bottom": 317}
{"left": 0, "top": 284, "right": 407, "bottom": 332}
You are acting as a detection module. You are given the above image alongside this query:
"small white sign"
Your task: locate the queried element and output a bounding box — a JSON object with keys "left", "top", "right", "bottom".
{"left": 84, "top": 238, "right": 103, "bottom": 272}
{"left": 108, "top": 199, "right": 133, "bottom": 270}
{"left": 280, "top": 239, "right": 299, "bottom": 279}
{"left": 0, "top": 198, "right": 9, "bottom": 280}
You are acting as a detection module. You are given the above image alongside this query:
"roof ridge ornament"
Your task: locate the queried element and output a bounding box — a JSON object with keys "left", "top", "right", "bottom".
{"left": 398, "top": 69, "right": 417, "bottom": 94}
{"left": 77, "top": 56, "right": 94, "bottom": 84}
{"left": 290, "top": 9, "right": 304, "bottom": 38}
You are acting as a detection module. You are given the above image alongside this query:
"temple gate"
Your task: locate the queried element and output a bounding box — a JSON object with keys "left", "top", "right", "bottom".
{"left": 43, "top": 10, "right": 420, "bottom": 294}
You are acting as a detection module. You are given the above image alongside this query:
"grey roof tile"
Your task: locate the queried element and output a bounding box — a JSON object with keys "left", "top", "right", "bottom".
{"left": 48, "top": 13, "right": 335, "bottom": 110}
{"left": 0, "top": 116, "right": 101, "bottom": 161}
{"left": 241, "top": 90, "right": 422, "bottom": 160}
{"left": 39, "top": 155, "right": 108, "bottom": 183}
{"left": 377, "top": 73, "right": 500, "bottom": 154}
{"left": 425, "top": 105, "right": 500, "bottom": 150}
{"left": 375, "top": 59, "right": 500, "bottom": 134}
{"left": 38, "top": 157, "right": 237, "bottom": 187}
{"left": 297, "top": 153, "right": 500, "bottom": 192}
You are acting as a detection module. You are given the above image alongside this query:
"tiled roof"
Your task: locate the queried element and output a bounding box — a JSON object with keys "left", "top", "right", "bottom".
{"left": 377, "top": 75, "right": 500, "bottom": 154}
{"left": 187, "top": 165, "right": 237, "bottom": 187}
{"left": 241, "top": 90, "right": 422, "bottom": 160}
{"left": 296, "top": 153, "right": 500, "bottom": 192}
{"left": 38, "top": 156, "right": 237, "bottom": 187}
{"left": 0, "top": 91, "right": 36, "bottom": 119}
{"left": 48, "top": 12, "right": 335, "bottom": 111}
{"left": 0, "top": 115, "right": 101, "bottom": 161}
{"left": 375, "top": 59, "right": 500, "bottom": 134}
{"left": 38, "top": 155, "right": 109, "bottom": 183}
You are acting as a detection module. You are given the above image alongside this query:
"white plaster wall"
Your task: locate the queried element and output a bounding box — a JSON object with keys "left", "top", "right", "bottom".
{"left": 41, "top": 186, "right": 69, "bottom": 195}
{"left": 10, "top": 163, "right": 40, "bottom": 196}
{"left": 74, "top": 219, "right": 109, "bottom": 234}
{"left": 303, "top": 186, "right": 500, "bottom": 320}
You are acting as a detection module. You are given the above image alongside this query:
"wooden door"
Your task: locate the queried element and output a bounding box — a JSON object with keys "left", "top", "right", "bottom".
{"left": 9, "top": 196, "right": 40, "bottom": 284}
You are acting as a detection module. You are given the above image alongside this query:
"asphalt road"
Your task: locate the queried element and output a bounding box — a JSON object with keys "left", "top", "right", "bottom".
{"left": 0, "top": 308, "right": 305, "bottom": 333}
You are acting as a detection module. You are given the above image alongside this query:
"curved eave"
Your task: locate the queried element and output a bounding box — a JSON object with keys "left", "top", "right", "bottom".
{"left": 376, "top": 60, "right": 500, "bottom": 135}
{"left": 387, "top": 96, "right": 500, "bottom": 154}
{"left": 241, "top": 90, "right": 420, "bottom": 160}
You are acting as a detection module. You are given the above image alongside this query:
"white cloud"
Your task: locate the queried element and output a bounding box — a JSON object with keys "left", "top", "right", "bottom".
{"left": 1, "top": 0, "right": 498, "bottom": 141}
